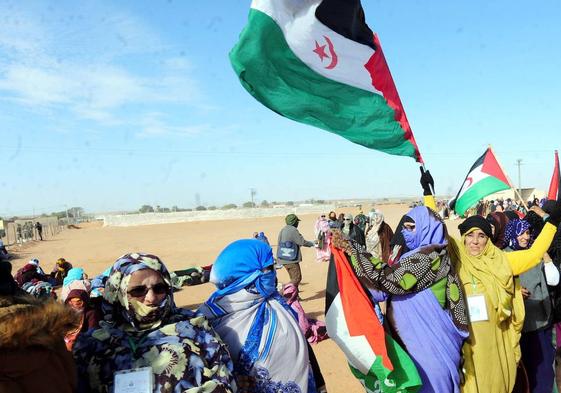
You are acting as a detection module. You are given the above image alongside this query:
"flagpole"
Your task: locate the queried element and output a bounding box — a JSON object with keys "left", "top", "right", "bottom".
{"left": 488, "top": 145, "right": 529, "bottom": 210}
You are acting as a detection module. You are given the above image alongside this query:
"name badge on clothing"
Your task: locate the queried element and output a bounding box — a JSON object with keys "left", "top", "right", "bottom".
{"left": 467, "top": 294, "right": 488, "bottom": 322}
{"left": 114, "top": 366, "right": 153, "bottom": 393}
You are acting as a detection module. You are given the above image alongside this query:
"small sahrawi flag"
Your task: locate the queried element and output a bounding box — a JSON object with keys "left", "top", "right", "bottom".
{"left": 453, "top": 148, "right": 511, "bottom": 216}
{"left": 547, "top": 150, "right": 560, "bottom": 201}
{"left": 230, "top": 0, "right": 423, "bottom": 162}
{"left": 325, "top": 246, "right": 421, "bottom": 393}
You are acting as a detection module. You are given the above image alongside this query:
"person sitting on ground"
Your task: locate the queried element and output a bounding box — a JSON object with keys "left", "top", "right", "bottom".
{"left": 73, "top": 252, "right": 236, "bottom": 393}
{"left": 50, "top": 257, "right": 73, "bottom": 286}
{"left": 14, "top": 258, "right": 48, "bottom": 287}
{"left": 63, "top": 288, "right": 102, "bottom": 351}
{"left": 0, "top": 261, "right": 80, "bottom": 393}
{"left": 200, "top": 239, "right": 325, "bottom": 392}
{"left": 0, "top": 239, "right": 8, "bottom": 260}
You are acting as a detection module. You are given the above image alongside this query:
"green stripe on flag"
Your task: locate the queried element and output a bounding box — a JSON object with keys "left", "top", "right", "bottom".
{"left": 455, "top": 176, "right": 510, "bottom": 216}
{"left": 348, "top": 334, "right": 421, "bottom": 393}
{"left": 230, "top": 9, "right": 417, "bottom": 158}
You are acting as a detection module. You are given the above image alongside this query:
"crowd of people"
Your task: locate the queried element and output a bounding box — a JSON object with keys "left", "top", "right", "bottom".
{"left": 326, "top": 170, "right": 561, "bottom": 393}
{"left": 2, "top": 172, "right": 561, "bottom": 393}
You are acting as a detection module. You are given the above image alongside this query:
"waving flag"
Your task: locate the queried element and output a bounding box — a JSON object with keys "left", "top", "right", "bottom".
{"left": 325, "top": 247, "right": 421, "bottom": 392}
{"left": 230, "top": 0, "right": 423, "bottom": 162}
{"left": 548, "top": 150, "right": 560, "bottom": 201}
{"left": 453, "top": 148, "right": 511, "bottom": 216}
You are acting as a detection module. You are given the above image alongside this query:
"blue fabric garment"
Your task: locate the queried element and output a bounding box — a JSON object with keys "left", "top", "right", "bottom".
{"left": 203, "top": 239, "right": 316, "bottom": 392}
{"left": 391, "top": 289, "right": 467, "bottom": 393}
{"left": 392, "top": 207, "right": 465, "bottom": 393}
{"left": 209, "top": 238, "right": 275, "bottom": 291}
{"left": 504, "top": 219, "right": 533, "bottom": 250}
{"left": 63, "top": 267, "right": 85, "bottom": 287}
{"left": 400, "top": 206, "right": 447, "bottom": 259}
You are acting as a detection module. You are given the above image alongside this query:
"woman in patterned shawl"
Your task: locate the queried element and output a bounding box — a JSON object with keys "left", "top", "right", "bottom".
{"left": 200, "top": 239, "right": 320, "bottom": 393}
{"left": 73, "top": 253, "right": 236, "bottom": 393}
{"left": 332, "top": 205, "right": 469, "bottom": 393}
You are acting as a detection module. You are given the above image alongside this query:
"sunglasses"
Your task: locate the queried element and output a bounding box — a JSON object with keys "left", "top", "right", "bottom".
{"left": 127, "top": 283, "right": 169, "bottom": 298}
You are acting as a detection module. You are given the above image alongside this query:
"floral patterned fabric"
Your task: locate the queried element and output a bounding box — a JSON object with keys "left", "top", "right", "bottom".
{"left": 73, "top": 253, "right": 236, "bottom": 393}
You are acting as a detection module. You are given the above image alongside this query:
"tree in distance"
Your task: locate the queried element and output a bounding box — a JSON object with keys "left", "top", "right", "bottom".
{"left": 139, "top": 205, "right": 155, "bottom": 213}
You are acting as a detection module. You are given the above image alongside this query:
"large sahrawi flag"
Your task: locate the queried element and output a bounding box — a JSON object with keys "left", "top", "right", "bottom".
{"left": 453, "top": 148, "right": 511, "bottom": 216}
{"left": 230, "top": 0, "right": 423, "bottom": 162}
{"left": 325, "top": 246, "right": 421, "bottom": 393}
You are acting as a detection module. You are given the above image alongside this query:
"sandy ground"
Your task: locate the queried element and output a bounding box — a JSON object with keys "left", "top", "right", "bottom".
{"left": 8, "top": 203, "right": 462, "bottom": 392}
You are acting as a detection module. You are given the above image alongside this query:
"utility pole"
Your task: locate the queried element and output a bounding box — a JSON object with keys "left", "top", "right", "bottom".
{"left": 516, "top": 159, "right": 523, "bottom": 201}
{"left": 250, "top": 188, "right": 257, "bottom": 207}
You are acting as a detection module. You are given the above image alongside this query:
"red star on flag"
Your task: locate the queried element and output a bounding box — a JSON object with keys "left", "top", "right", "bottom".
{"left": 313, "top": 40, "right": 329, "bottom": 62}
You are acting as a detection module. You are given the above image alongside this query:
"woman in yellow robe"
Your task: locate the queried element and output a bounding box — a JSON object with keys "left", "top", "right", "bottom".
{"left": 447, "top": 211, "right": 556, "bottom": 393}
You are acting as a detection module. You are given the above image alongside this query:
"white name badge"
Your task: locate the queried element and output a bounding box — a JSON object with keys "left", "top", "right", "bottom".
{"left": 114, "top": 366, "right": 153, "bottom": 393}
{"left": 467, "top": 294, "right": 489, "bottom": 322}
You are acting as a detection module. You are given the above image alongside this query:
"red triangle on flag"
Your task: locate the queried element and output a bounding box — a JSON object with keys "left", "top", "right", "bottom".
{"left": 548, "top": 151, "right": 560, "bottom": 201}
{"left": 482, "top": 149, "right": 511, "bottom": 186}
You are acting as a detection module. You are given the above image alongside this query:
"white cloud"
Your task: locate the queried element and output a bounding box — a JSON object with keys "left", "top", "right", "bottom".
{"left": 0, "top": 2, "right": 207, "bottom": 134}
{"left": 136, "top": 112, "right": 211, "bottom": 138}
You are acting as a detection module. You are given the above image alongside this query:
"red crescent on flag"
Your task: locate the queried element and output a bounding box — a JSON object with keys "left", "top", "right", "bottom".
{"left": 464, "top": 177, "right": 473, "bottom": 189}
{"left": 324, "top": 35, "right": 338, "bottom": 69}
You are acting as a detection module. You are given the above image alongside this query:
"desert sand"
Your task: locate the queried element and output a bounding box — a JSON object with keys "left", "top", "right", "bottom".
{"left": 8, "top": 203, "right": 462, "bottom": 392}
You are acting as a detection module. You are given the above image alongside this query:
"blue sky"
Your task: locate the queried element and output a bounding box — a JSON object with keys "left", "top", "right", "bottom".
{"left": 1, "top": 0, "right": 560, "bottom": 216}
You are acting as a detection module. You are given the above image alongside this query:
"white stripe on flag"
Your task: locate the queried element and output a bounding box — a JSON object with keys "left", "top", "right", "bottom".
{"left": 325, "top": 293, "right": 377, "bottom": 375}
{"left": 251, "top": 0, "right": 382, "bottom": 95}
{"left": 456, "top": 164, "right": 490, "bottom": 200}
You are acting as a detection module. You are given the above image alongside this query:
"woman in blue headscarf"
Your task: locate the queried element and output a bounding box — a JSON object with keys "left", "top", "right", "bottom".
{"left": 200, "top": 239, "right": 320, "bottom": 393}
{"left": 505, "top": 217, "right": 559, "bottom": 393}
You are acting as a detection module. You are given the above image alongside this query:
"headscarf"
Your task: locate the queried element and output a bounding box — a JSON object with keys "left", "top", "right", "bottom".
{"left": 504, "top": 219, "right": 532, "bottom": 251}
{"left": 486, "top": 211, "right": 510, "bottom": 249}
{"left": 400, "top": 206, "right": 446, "bottom": 260}
{"left": 453, "top": 226, "right": 523, "bottom": 329}
{"left": 201, "top": 239, "right": 315, "bottom": 392}
{"left": 73, "top": 252, "right": 236, "bottom": 393}
{"left": 285, "top": 214, "right": 300, "bottom": 226}
{"left": 63, "top": 267, "right": 86, "bottom": 287}
{"left": 61, "top": 279, "right": 91, "bottom": 303}
{"left": 458, "top": 215, "right": 493, "bottom": 239}
{"left": 102, "top": 253, "right": 175, "bottom": 331}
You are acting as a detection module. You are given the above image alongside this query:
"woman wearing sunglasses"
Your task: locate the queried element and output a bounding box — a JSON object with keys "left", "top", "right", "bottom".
{"left": 73, "top": 253, "right": 236, "bottom": 393}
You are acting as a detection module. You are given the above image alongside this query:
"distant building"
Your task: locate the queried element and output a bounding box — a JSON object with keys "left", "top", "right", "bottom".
{"left": 484, "top": 188, "right": 546, "bottom": 202}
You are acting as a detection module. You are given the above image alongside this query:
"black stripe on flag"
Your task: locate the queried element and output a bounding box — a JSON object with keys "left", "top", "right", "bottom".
{"left": 324, "top": 254, "right": 339, "bottom": 315}
{"left": 315, "top": 0, "right": 376, "bottom": 50}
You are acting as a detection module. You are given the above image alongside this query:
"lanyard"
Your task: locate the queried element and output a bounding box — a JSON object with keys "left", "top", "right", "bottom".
{"left": 128, "top": 336, "right": 147, "bottom": 357}
{"left": 470, "top": 274, "right": 478, "bottom": 292}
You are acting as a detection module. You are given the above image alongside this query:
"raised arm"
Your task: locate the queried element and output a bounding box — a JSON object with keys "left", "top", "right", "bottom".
{"left": 507, "top": 222, "right": 557, "bottom": 276}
